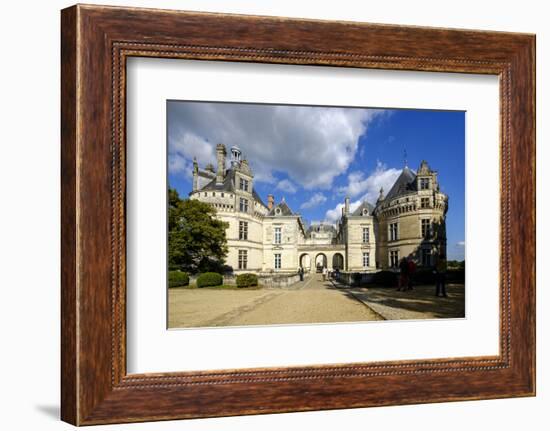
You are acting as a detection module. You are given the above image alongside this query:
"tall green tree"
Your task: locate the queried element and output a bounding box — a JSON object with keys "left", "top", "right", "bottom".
{"left": 168, "top": 188, "right": 229, "bottom": 273}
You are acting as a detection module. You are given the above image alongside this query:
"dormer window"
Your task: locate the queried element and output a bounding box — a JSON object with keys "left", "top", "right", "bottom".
{"left": 275, "top": 207, "right": 281, "bottom": 215}
{"left": 420, "top": 178, "right": 430, "bottom": 190}
{"left": 239, "top": 178, "right": 249, "bottom": 192}
{"left": 362, "top": 208, "right": 369, "bottom": 216}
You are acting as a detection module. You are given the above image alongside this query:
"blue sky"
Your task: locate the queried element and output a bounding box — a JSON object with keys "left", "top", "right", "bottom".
{"left": 168, "top": 102, "right": 465, "bottom": 260}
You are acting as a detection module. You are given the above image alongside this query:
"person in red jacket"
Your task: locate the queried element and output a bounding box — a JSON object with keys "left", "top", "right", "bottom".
{"left": 406, "top": 257, "right": 416, "bottom": 290}
{"left": 397, "top": 257, "right": 409, "bottom": 291}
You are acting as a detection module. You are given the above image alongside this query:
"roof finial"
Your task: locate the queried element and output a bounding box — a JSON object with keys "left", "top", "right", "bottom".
{"left": 403, "top": 148, "right": 408, "bottom": 168}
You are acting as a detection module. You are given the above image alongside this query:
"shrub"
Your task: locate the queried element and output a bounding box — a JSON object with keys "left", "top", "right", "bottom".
{"left": 168, "top": 263, "right": 182, "bottom": 271}
{"left": 372, "top": 270, "right": 398, "bottom": 287}
{"left": 446, "top": 268, "right": 465, "bottom": 283}
{"left": 236, "top": 273, "right": 258, "bottom": 288}
{"left": 411, "top": 269, "right": 436, "bottom": 284}
{"left": 196, "top": 272, "right": 223, "bottom": 288}
{"left": 168, "top": 271, "right": 189, "bottom": 288}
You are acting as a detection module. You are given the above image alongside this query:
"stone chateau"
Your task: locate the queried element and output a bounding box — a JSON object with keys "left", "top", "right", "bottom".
{"left": 189, "top": 144, "right": 448, "bottom": 274}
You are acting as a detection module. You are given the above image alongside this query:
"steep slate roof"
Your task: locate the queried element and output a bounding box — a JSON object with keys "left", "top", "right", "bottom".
{"left": 200, "top": 168, "right": 267, "bottom": 207}
{"left": 306, "top": 223, "right": 336, "bottom": 235}
{"left": 267, "top": 200, "right": 294, "bottom": 216}
{"left": 351, "top": 201, "right": 375, "bottom": 216}
{"left": 384, "top": 166, "right": 417, "bottom": 201}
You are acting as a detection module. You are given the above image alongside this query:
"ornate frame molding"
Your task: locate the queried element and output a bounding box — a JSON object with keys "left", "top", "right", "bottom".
{"left": 61, "top": 5, "right": 535, "bottom": 425}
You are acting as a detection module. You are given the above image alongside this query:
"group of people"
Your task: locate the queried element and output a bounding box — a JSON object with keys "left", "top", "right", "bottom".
{"left": 298, "top": 266, "right": 337, "bottom": 282}
{"left": 397, "top": 257, "right": 416, "bottom": 292}
{"left": 397, "top": 255, "right": 448, "bottom": 297}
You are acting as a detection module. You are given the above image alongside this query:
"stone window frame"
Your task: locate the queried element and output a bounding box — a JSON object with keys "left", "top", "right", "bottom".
{"left": 238, "top": 249, "right": 248, "bottom": 270}
{"left": 362, "top": 252, "right": 370, "bottom": 268}
{"left": 420, "top": 177, "right": 430, "bottom": 190}
{"left": 421, "top": 197, "right": 430, "bottom": 208}
{"left": 274, "top": 226, "right": 282, "bottom": 244}
{"left": 238, "top": 220, "right": 248, "bottom": 240}
{"left": 362, "top": 226, "right": 370, "bottom": 244}
{"left": 389, "top": 250, "right": 399, "bottom": 268}
{"left": 239, "top": 177, "right": 249, "bottom": 192}
{"left": 421, "top": 218, "right": 431, "bottom": 238}
{"left": 274, "top": 253, "right": 281, "bottom": 269}
{"left": 239, "top": 197, "right": 249, "bottom": 212}
{"left": 389, "top": 222, "right": 399, "bottom": 241}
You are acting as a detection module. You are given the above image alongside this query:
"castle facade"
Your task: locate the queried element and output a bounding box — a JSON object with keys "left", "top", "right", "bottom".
{"left": 189, "top": 144, "right": 448, "bottom": 274}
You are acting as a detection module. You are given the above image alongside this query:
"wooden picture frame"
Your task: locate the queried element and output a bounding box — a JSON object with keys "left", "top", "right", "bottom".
{"left": 61, "top": 4, "right": 535, "bottom": 425}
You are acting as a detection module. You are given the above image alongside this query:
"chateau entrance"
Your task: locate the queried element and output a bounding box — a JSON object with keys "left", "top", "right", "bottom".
{"left": 314, "top": 253, "right": 327, "bottom": 272}
{"left": 332, "top": 253, "right": 344, "bottom": 270}
{"left": 299, "top": 253, "right": 311, "bottom": 271}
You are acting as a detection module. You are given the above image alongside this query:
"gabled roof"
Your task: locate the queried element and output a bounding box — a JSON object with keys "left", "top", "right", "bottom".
{"left": 384, "top": 166, "right": 417, "bottom": 201}
{"left": 351, "top": 201, "right": 375, "bottom": 216}
{"left": 268, "top": 200, "right": 294, "bottom": 216}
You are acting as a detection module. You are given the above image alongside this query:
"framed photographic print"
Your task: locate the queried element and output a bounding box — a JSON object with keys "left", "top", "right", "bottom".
{"left": 61, "top": 4, "right": 535, "bottom": 425}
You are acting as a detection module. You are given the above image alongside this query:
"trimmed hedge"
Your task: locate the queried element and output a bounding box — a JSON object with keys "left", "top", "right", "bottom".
{"left": 236, "top": 273, "right": 258, "bottom": 288}
{"left": 196, "top": 272, "right": 223, "bottom": 288}
{"left": 371, "top": 270, "right": 398, "bottom": 287}
{"left": 411, "top": 269, "right": 436, "bottom": 284}
{"left": 168, "top": 271, "right": 189, "bottom": 288}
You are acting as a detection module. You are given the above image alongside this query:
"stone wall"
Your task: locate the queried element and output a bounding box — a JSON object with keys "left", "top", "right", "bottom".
{"left": 189, "top": 272, "right": 301, "bottom": 288}
{"left": 335, "top": 271, "right": 377, "bottom": 286}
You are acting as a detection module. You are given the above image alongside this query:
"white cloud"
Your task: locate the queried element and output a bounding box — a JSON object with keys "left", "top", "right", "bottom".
{"left": 167, "top": 130, "right": 216, "bottom": 182}
{"left": 300, "top": 192, "right": 327, "bottom": 209}
{"left": 325, "top": 162, "right": 402, "bottom": 222}
{"left": 275, "top": 179, "right": 298, "bottom": 194}
{"left": 168, "top": 102, "right": 387, "bottom": 189}
{"left": 338, "top": 161, "right": 401, "bottom": 202}
{"left": 324, "top": 200, "right": 364, "bottom": 223}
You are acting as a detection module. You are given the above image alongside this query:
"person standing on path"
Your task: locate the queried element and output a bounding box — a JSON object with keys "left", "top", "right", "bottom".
{"left": 435, "top": 254, "right": 448, "bottom": 297}
{"left": 299, "top": 266, "right": 304, "bottom": 281}
{"left": 407, "top": 256, "right": 416, "bottom": 290}
{"left": 322, "top": 266, "right": 328, "bottom": 282}
{"left": 397, "top": 257, "right": 409, "bottom": 291}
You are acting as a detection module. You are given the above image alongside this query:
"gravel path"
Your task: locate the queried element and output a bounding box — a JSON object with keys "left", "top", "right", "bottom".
{"left": 168, "top": 274, "right": 382, "bottom": 328}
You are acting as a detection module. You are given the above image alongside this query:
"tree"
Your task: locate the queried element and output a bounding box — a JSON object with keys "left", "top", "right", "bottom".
{"left": 168, "top": 188, "right": 229, "bottom": 273}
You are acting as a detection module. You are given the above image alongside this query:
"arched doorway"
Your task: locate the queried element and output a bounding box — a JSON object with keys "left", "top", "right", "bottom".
{"left": 332, "top": 253, "right": 344, "bottom": 270}
{"left": 315, "top": 253, "right": 327, "bottom": 272}
{"left": 299, "top": 253, "right": 311, "bottom": 272}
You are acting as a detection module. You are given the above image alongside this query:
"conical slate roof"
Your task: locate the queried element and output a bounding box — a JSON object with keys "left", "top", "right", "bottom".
{"left": 384, "top": 166, "right": 417, "bottom": 201}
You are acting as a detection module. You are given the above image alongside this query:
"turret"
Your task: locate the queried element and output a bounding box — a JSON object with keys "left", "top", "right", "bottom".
{"left": 416, "top": 160, "right": 438, "bottom": 191}
{"left": 230, "top": 146, "right": 242, "bottom": 167}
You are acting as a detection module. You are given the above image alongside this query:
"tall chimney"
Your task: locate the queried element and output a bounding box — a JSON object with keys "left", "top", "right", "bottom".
{"left": 192, "top": 157, "right": 199, "bottom": 191}
{"left": 267, "top": 194, "right": 274, "bottom": 210}
{"left": 344, "top": 196, "right": 350, "bottom": 216}
{"left": 216, "top": 144, "right": 226, "bottom": 184}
